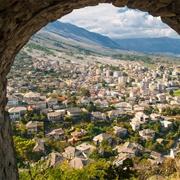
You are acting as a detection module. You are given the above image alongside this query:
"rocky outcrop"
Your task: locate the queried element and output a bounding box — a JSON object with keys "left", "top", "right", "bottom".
{"left": 0, "top": 0, "right": 180, "bottom": 179}
{"left": 0, "top": 112, "right": 18, "bottom": 180}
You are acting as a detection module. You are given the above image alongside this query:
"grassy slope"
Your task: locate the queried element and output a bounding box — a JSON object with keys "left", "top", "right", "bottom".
{"left": 174, "top": 90, "right": 180, "bottom": 96}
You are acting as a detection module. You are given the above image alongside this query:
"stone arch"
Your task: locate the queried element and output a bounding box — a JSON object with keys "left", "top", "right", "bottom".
{"left": 0, "top": 0, "right": 180, "bottom": 179}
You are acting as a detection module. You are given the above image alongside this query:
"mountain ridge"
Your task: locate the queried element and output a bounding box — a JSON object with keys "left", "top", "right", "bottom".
{"left": 42, "top": 21, "right": 124, "bottom": 50}
{"left": 36, "top": 20, "right": 180, "bottom": 56}
{"left": 113, "top": 37, "right": 180, "bottom": 55}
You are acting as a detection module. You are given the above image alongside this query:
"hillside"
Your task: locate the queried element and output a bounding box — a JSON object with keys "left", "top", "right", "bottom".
{"left": 21, "top": 20, "right": 180, "bottom": 67}
{"left": 34, "top": 20, "right": 180, "bottom": 56}
{"left": 41, "top": 21, "right": 124, "bottom": 50}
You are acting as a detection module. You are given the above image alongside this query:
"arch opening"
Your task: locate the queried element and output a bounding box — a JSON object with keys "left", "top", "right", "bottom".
{"left": 0, "top": 1, "right": 180, "bottom": 179}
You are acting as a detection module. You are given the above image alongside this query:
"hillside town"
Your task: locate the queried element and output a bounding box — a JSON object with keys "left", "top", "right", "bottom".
{"left": 7, "top": 51, "right": 180, "bottom": 179}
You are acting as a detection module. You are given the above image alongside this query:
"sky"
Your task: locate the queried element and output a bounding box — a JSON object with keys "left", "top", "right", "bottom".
{"left": 60, "top": 3, "right": 179, "bottom": 39}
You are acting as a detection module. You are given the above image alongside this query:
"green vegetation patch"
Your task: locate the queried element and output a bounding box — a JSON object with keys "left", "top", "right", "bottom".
{"left": 54, "top": 42, "right": 64, "bottom": 48}
{"left": 112, "top": 53, "right": 154, "bottom": 64}
{"left": 26, "top": 43, "right": 54, "bottom": 55}
{"left": 174, "top": 90, "right": 180, "bottom": 96}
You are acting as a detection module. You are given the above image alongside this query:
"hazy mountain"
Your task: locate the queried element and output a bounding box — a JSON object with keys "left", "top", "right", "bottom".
{"left": 113, "top": 37, "right": 180, "bottom": 55}
{"left": 34, "top": 20, "right": 180, "bottom": 56}
{"left": 41, "top": 21, "right": 124, "bottom": 50}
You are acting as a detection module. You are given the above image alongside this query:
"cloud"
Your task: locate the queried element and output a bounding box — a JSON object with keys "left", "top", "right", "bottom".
{"left": 60, "top": 3, "right": 179, "bottom": 39}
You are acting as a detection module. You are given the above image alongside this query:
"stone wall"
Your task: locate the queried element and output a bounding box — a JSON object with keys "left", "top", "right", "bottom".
{"left": 0, "top": 0, "right": 179, "bottom": 179}
{"left": 0, "top": 112, "right": 18, "bottom": 180}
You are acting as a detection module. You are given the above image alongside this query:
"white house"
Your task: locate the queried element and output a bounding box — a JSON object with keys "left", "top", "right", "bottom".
{"left": 170, "top": 148, "right": 177, "bottom": 158}
{"left": 130, "top": 117, "right": 145, "bottom": 131}
{"left": 93, "top": 133, "right": 112, "bottom": 145}
{"left": 8, "top": 106, "right": 27, "bottom": 121}
{"left": 75, "top": 142, "right": 96, "bottom": 158}
{"left": 114, "top": 142, "right": 142, "bottom": 156}
{"left": 46, "top": 128, "right": 65, "bottom": 139}
{"left": 130, "top": 121, "right": 141, "bottom": 131}
{"left": 150, "top": 113, "right": 161, "bottom": 122}
{"left": 172, "top": 71, "right": 179, "bottom": 76}
{"left": 135, "top": 112, "right": 149, "bottom": 123}
{"left": 26, "top": 121, "right": 38, "bottom": 135}
{"left": 24, "top": 91, "right": 40, "bottom": 101}
{"left": 107, "top": 110, "right": 125, "bottom": 121}
{"left": 133, "top": 105, "right": 144, "bottom": 112}
{"left": 160, "top": 120, "right": 172, "bottom": 128}
{"left": 139, "top": 129, "right": 155, "bottom": 140}
{"left": 170, "top": 100, "right": 179, "bottom": 106}
{"left": 46, "top": 97, "right": 58, "bottom": 108}
{"left": 156, "top": 93, "right": 167, "bottom": 103}
{"left": 114, "top": 102, "right": 132, "bottom": 112}
{"left": 7, "top": 96, "right": 19, "bottom": 106}
{"left": 113, "top": 126, "right": 127, "bottom": 137}
{"left": 47, "top": 111, "right": 63, "bottom": 122}
{"left": 67, "top": 107, "right": 82, "bottom": 119}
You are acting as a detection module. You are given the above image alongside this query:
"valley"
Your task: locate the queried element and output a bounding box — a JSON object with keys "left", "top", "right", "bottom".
{"left": 7, "top": 20, "right": 180, "bottom": 180}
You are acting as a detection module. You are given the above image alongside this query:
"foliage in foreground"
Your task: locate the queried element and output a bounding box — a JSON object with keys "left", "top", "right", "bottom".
{"left": 13, "top": 136, "right": 45, "bottom": 167}
{"left": 19, "top": 159, "right": 136, "bottom": 180}
{"left": 19, "top": 154, "right": 180, "bottom": 180}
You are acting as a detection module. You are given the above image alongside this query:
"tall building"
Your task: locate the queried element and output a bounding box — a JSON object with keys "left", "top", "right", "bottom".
{"left": 118, "top": 76, "right": 127, "bottom": 85}
{"left": 113, "top": 71, "right": 121, "bottom": 77}
{"left": 96, "top": 68, "right": 101, "bottom": 75}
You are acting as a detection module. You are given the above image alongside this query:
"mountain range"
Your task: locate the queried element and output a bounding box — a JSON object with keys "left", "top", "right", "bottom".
{"left": 113, "top": 37, "right": 180, "bottom": 55}
{"left": 42, "top": 21, "right": 123, "bottom": 50}
{"left": 36, "top": 20, "right": 180, "bottom": 55}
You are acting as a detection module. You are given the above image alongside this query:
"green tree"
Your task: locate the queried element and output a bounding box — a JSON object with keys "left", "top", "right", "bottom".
{"left": 40, "top": 112, "right": 47, "bottom": 121}
{"left": 50, "top": 93, "right": 56, "bottom": 98}
{"left": 122, "top": 96, "right": 126, "bottom": 101}
{"left": 81, "top": 88, "right": 90, "bottom": 97}
{"left": 144, "top": 107, "right": 153, "bottom": 115}
{"left": 114, "top": 158, "right": 135, "bottom": 180}
{"left": 161, "top": 158, "right": 177, "bottom": 176}
{"left": 13, "top": 136, "right": 35, "bottom": 166}
{"left": 122, "top": 72, "right": 128, "bottom": 76}
{"left": 154, "top": 122, "right": 161, "bottom": 134}
{"left": 102, "top": 81, "right": 106, "bottom": 87}
{"left": 169, "top": 89, "right": 174, "bottom": 96}
{"left": 86, "top": 103, "right": 94, "bottom": 112}
{"left": 64, "top": 116, "right": 73, "bottom": 122}
{"left": 19, "top": 160, "right": 110, "bottom": 180}
{"left": 19, "top": 122, "right": 27, "bottom": 137}
{"left": 80, "top": 111, "right": 91, "bottom": 123}
{"left": 88, "top": 149, "right": 102, "bottom": 160}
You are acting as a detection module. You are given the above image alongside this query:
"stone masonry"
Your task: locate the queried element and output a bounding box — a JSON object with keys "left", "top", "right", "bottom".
{"left": 0, "top": 0, "right": 180, "bottom": 179}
